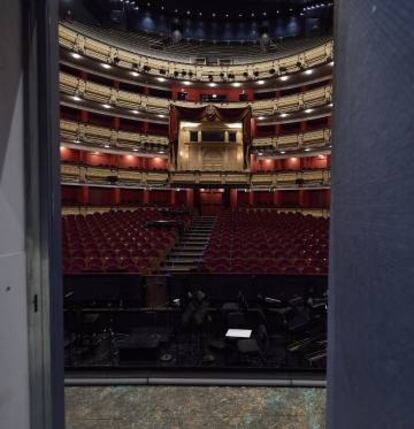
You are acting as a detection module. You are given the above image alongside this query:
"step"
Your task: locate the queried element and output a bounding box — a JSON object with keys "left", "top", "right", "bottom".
{"left": 169, "top": 251, "right": 205, "bottom": 256}
{"left": 165, "top": 258, "right": 202, "bottom": 264}
{"left": 160, "top": 265, "right": 198, "bottom": 273}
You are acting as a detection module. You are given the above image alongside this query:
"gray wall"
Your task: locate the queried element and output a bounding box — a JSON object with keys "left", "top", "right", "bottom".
{"left": 327, "top": 0, "right": 414, "bottom": 428}
{"left": 0, "top": 1, "right": 31, "bottom": 428}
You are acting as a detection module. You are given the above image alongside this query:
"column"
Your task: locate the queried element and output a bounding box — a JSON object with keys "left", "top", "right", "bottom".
{"left": 327, "top": 1, "right": 414, "bottom": 428}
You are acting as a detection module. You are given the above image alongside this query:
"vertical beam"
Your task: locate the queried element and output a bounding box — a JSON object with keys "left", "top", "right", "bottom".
{"left": 328, "top": 1, "right": 414, "bottom": 428}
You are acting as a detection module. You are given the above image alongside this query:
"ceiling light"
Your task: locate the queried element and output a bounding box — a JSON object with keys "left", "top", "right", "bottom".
{"left": 329, "top": 103, "right": 334, "bottom": 108}
{"left": 130, "top": 71, "right": 140, "bottom": 77}
{"left": 158, "top": 150, "right": 165, "bottom": 154}
{"left": 304, "top": 69, "right": 314, "bottom": 75}
{"left": 132, "top": 147, "right": 139, "bottom": 152}
{"left": 304, "top": 148, "right": 311, "bottom": 152}
{"left": 158, "top": 114, "right": 166, "bottom": 118}
{"left": 101, "top": 63, "right": 111, "bottom": 69}
{"left": 280, "top": 113, "right": 289, "bottom": 118}
{"left": 71, "top": 52, "right": 82, "bottom": 59}
{"left": 257, "top": 80, "right": 265, "bottom": 85}
{"left": 131, "top": 109, "right": 139, "bottom": 114}
{"left": 208, "top": 82, "right": 217, "bottom": 87}
{"left": 182, "top": 81, "right": 192, "bottom": 86}
{"left": 280, "top": 151, "right": 286, "bottom": 154}
{"left": 72, "top": 95, "right": 82, "bottom": 102}
{"left": 279, "top": 75, "right": 289, "bottom": 81}
{"left": 258, "top": 152, "right": 263, "bottom": 156}
{"left": 257, "top": 116, "right": 265, "bottom": 120}
{"left": 102, "top": 104, "right": 111, "bottom": 109}
{"left": 104, "top": 144, "right": 110, "bottom": 148}
{"left": 305, "top": 108, "right": 314, "bottom": 114}
{"left": 74, "top": 138, "right": 80, "bottom": 144}
{"left": 232, "top": 82, "right": 242, "bottom": 87}
{"left": 329, "top": 61, "right": 335, "bottom": 66}
{"left": 157, "top": 77, "right": 166, "bottom": 82}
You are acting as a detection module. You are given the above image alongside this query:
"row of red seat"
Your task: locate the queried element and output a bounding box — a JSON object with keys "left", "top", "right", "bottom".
{"left": 62, "top": 208, "right": 191, "bottom": 274}
{"left": 203, "top": 211, "right": 329, "bottom": 275}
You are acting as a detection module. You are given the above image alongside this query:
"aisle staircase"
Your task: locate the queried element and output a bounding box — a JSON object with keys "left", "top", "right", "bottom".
{"left": 160, "top": 216, "right": 216, "bottom": 273}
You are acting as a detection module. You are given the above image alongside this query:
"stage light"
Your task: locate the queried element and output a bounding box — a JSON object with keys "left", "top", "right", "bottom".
{"left": 280, "top": 75, "right": 289, "bottom": 81}
{"left": 212, "top": 94, "right": 217, "bottom": 98}
{"left": 72, "top": 95, "right": 82, "bottom": 102}
{"left": 208, "top": 82, "right": 217, "bottom": 87}
{"left": 158, "top": 114, "right": 166, "bottom": 118}
{"left": 232, "top": 82, "right": 242, "bottom": 87}
{"left": 102, "top": 104, "right": 111, "bottom": 109}
{"left": 132, "top": 147, "right": 139, "bottom": 152}
{"left": 257, "top": 116, "right": 265, "bottom": 120}
{"left": 104, "top": 144, "right": 110, "bottom": 148}
{"left": 280, "top": 151, "right": 286, "bottom": 154}
{"left": 329, "top": 61, "right": 335, "bottom": 66}
{"left": 131, "top": 110, "right": 139, "bottom": 114}
{"left": 304, "top": 148, "right": 311, "bottom": 152}
{"left": 305, "top": 108, "right": 314, "bottom": 114}
{"left": 130, "top": 71, "right": 139, "bottom": 77}
{"left": 280, "top": 113, "right": 289, "bottom": 118}
{"left": 329, "top": 103, "right": 334, "bottom": 107}
{"left": 257, "top": 80, "right": 265, "bottom": 85}
{"left": 71, "top": 52, "right": 82, "bottom": 59}
{"left": 101, "top": 63, "right": 111, "bottom": 69}
{"left": 157, "top": 77, "right": 166, "bottom": 82}
{"left": 183, "top": 81, "right": 192, "bottom": 86}
{"left": 304, "top": 69, "right": 314, "bottom": 75}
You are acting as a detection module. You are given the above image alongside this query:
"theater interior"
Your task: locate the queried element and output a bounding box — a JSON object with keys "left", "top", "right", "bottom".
{"left": 1, "top": 0, "right": 414, "bottom": 428}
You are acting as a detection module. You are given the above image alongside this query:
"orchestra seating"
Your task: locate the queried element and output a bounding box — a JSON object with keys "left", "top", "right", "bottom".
{"left": 203, "top": 211, "right": 329, "bottom": 275}
{"left": 62, "top": 208, "right": 192, "bottom": 274}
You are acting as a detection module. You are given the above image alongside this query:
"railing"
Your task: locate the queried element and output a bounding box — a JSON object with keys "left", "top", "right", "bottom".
{"left": 60, "top": 71, "right": 333, "bottom": 116}
{"left": 61, "top": 162, "right": 331, "bottom": 188}
{"left": 60, "top": 119, "right": 169, "bottom": 150}
{"left": 59, "top": 23, "right": 334, "bottom": 82}
{"left": 253, "top": 128, "right": 331, "bottom": 150}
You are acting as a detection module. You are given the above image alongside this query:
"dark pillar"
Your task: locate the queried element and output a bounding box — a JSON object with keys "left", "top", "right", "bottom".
{"left": 328, "top": 1, "right": 414, "bottom": 428}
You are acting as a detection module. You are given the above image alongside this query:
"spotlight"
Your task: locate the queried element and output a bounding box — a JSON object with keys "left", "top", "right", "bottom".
{"left": 182, "top": 81, "right": 192, "bottom": 86}
{"left": 304, "top": 148, "right": 311, "bottom": 152}
{"left": 280, "top": 113, "right": 289, "bottom": 118}
{"left": 130, "top": 71, "right": 140, "bottom": 77}
{"left": 72, "top": 95, "right": 82, "bottom": 102}
{"left": 101, "top": 63, "right": 111, "bottom": 69}
{"left": 158, "top": 114, "right": 166, "bottom": 118}
{"left": 280, "top": 151, "right": 286, "bottom": 154}
{"left": 280, "top": 75, "right": 289, "bottom": 81}
{"left": 304, "top": 69, "right": 314, "bottom": 75}
{"left": 104, "top": 144, "right": 110, "bottom": 148}
{"left": 305, "top": 108, "right": 314, "bottom": 114}
{"left": 232, "top": 82, "right": 242, "bottom": 87}
{"left": 157, "top": 77, "right": 166, "bottom": 82}
{"left": 71, "top": 52, "right": 82, "bottom": 59}
{"left": 208, "top": 82, "right": 217, "bottom": 87}
{"left": 257, "top": 80, "right": 265, "bottom": 85}
{"left": 102, "top": 104, "right": 112, "bottom": 109}
{"left": 131, "top": 109, "right": 139, "bottom": 114}
{"left": 257, "top": 116, "right": 265, "bottom": 120}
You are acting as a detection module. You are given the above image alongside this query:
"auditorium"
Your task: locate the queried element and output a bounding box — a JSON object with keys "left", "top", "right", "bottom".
{"left": 1, "top": 0, "right": 414, "bottom": 428}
